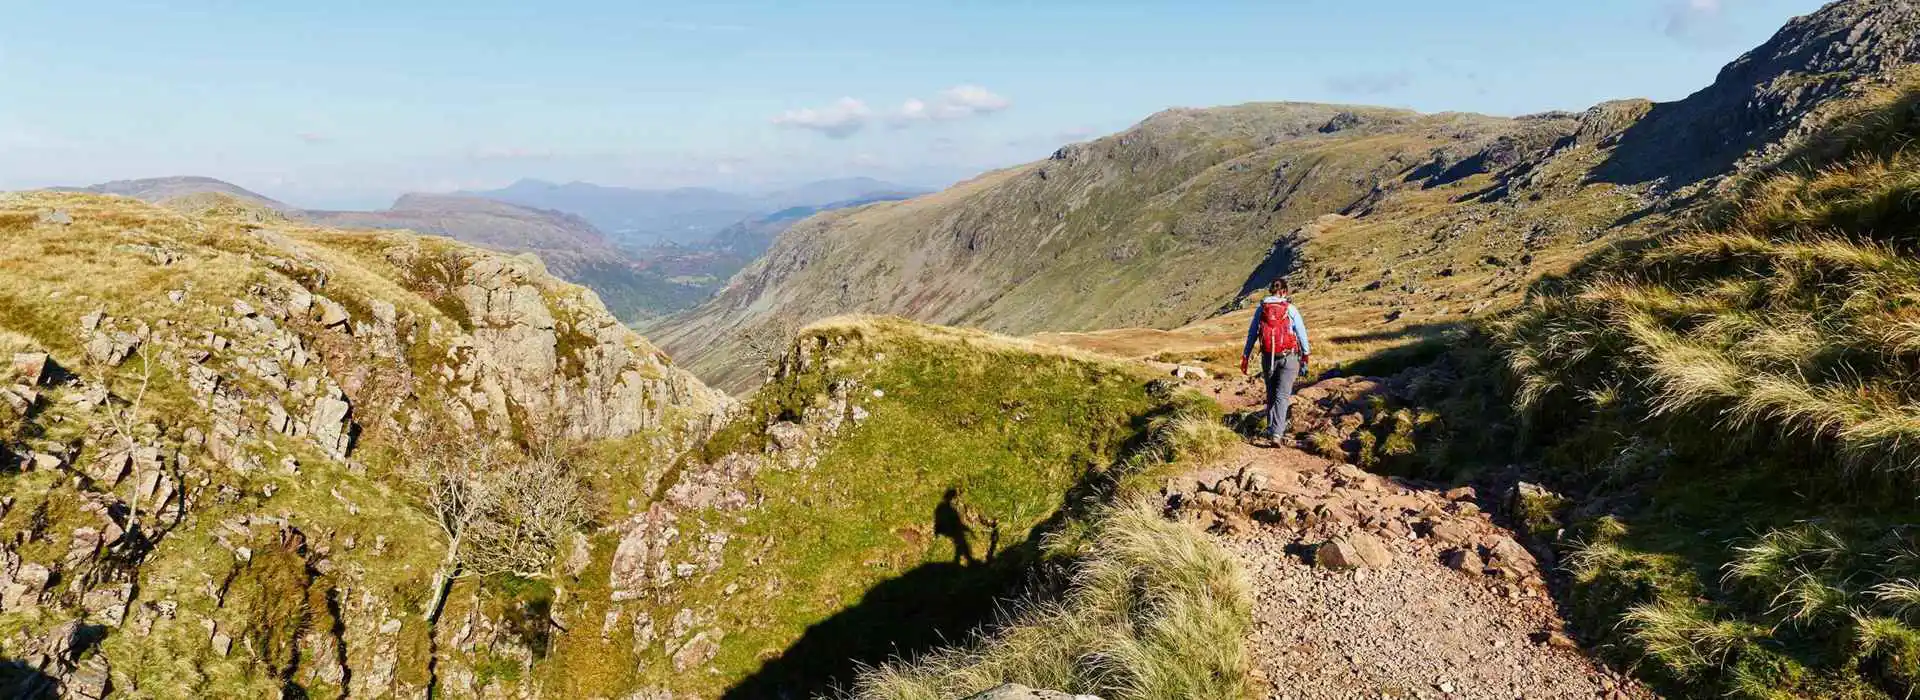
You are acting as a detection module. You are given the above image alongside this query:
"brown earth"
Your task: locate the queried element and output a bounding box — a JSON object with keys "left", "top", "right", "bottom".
{"left": 1164, "top": 442, "right": 1653, "bottom": 700}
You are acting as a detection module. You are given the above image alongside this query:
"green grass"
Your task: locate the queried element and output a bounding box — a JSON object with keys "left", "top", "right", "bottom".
{"left": 557, "top": 316, "right": 1236, "bottom": 699}
{"left": 845, "top": 498, "right": 1254, "bottom": 700}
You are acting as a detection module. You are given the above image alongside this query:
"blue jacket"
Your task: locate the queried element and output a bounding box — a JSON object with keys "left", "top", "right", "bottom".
{"left": 1242, "top": 296, "right": 1311, "bottom": 358}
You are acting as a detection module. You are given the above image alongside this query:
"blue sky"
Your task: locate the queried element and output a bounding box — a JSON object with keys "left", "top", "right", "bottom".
{"left": 0, "top": 0, "right": 1829, "bottom": 209}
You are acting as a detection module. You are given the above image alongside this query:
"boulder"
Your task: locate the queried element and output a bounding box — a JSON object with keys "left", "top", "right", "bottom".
{"left": 1441, "top": 547, "right": 1485, "bottom": 575}
{"left": 1485, "top": 536, "right": 1539, "bottom": 577}
{"left": 1316, "top": 533, "right": 1393, "bottom": 569}
{"left": 1172, "top": 364, "right": 1210, "bottom": 381}
{"left": 307, "top": 396, "right": 354, "bottom": 460}
{"left": 10, "top": 352, "right": 50, "bottom": 386}
{"left": 1423, "top": 519, "right": 1475, "bottom": 547}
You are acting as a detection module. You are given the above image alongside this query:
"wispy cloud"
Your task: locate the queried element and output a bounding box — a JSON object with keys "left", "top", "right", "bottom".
{"left": 893, "top": 85, "right": 1013, "bottom": 124}
{"left": 772, "top": 97, "right": 874, "bottom": 138}
{"left": 295, "top": 132, "right": 331, "bottom": 145}
{"left": 1663, "top": 0, "right": 1732, "bottom": 42}
{"left": 1324, "top": 70, "right": 1413, "bottom": 97}
{"left": 470, "top": 146, "right": 558, "bottom": 160}
{"left": 775, "top": 85, "right": 1012, "bottom": 138}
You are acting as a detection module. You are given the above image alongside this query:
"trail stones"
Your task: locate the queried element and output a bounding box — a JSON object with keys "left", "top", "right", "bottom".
{"left": 1173, "top": 364, "right": 1211, "bottom": 381}
{"left": 1423, "top": 519, "right": 1475, "bottom": 547}
{"left": 1485, "top": 536, "right": 1539, "bottom": 578}
{"left": 1316, "top": 533, "right": 1393, "bottom": 569}
{"left": 1441, "top": 547, "right": 1485, "bottom": 575}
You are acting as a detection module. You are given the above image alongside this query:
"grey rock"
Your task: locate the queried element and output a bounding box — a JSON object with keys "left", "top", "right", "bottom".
{"left": 964, "top": 684, "right": 1103, "bottom": 700}
{"left": 11, "top": 352, "right": 50, "bottom": 386}
{"left": 670, "top": 630, "right": 722, "bottom": 672}
{"left": 307, "top": 395, "right": 353, "bottom": 460}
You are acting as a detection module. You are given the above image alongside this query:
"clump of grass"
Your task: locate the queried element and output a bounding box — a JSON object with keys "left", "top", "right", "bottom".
{"left": 845, "top": 498, "right": 1253, "bottom": 700}
{"left": 1145, "top": 405, "right": 1238, "bottom": 466}
{"left": 1474, "top": 76, "right": 1920, "bottom": 698}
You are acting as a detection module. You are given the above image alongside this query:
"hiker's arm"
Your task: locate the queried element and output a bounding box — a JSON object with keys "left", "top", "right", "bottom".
{"left": 1291, "top": 305, "right": 1311, "bottom": 357}
{"left": 1242, "top": 308, "right": 1260, "bottom": 359}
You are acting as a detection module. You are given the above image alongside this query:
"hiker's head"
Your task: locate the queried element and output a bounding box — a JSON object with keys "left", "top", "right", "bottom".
{"left": 1269, "top": 278, "right": 1290, "bottom": 296}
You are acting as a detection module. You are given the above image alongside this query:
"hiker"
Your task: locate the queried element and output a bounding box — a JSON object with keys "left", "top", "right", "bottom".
{"left": 1240, "top": 278, "right": 1311, "bottom": 446}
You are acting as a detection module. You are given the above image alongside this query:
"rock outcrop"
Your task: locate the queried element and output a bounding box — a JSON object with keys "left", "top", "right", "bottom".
{"left": 0, "top": 192, "right": 727, "bottom": 698}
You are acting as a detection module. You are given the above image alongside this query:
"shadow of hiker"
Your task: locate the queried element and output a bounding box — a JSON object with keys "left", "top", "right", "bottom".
{"left": 720, "top": 397, "right": 1185, "bottom": 699}
{"left": 717, "top": 553, "right": 1034, "bottom": 700}
{"left": 934, "top": 487, "right": 979, "bottom": 565}
{"left": 0, "top": 658, "right": 59, "bottom": 700}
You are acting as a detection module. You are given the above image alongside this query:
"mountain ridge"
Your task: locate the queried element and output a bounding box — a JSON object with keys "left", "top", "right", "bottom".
{"left": 652, "top": 0, "right": 1920, "bottom": 394}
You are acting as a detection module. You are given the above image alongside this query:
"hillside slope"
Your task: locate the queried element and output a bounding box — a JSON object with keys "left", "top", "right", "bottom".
{"left": 587, "top": 316, "right": 1206, "bottom": 698}
{"left": 655, "top": 0, "right": 1920, "bottom": 395}
{"left": 0, "top": 192, "right": 726, "bottom": 698}
{"left": 1485, "top": 73, "right": 1920, "bottom": 698}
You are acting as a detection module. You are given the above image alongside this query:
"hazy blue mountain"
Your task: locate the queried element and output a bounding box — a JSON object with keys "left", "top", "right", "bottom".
{"left": 463, "top": 178, "right": 926, "bottom": 248}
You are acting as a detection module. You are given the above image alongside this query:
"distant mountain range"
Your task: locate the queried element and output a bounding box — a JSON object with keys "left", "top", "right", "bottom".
{"left": 55, "top": 176, "right": 289, "bottom": 210}
{"left": 461, "top": 177, "right": 926, "bottom": 249}
{"left": 44, "top": 176, "right": 925, "bottom": 323}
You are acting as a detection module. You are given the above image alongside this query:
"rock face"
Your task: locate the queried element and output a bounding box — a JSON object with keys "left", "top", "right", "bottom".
{"left": 0, "top": 192, "right": 729, "bottom": 698}
{"left": 1602, "top": 0, "right": 1920, "bottom": 184}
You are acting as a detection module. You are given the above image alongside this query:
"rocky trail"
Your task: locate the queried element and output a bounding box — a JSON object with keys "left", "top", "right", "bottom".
{"left": 1160, "top": 369, "right": 1654, "bottom": 700}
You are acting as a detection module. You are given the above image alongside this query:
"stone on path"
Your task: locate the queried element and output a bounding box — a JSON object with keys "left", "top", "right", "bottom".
{"left": 1315, "top": 532, "right": 1393, "bottom": 569}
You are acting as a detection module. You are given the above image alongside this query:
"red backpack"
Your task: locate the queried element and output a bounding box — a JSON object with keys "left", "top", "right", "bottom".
{"left": 1258, "top": 300, "right": 1300, "bottom": 355}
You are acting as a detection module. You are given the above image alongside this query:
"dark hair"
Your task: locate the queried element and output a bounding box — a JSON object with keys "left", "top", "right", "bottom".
{"left": 1269, "top": 278, "right": 1290, "bottom": 294}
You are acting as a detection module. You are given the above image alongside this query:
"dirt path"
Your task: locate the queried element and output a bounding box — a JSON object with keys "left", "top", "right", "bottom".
{"left": 1165, "top": 441, "right": 1653, "bottom": 700}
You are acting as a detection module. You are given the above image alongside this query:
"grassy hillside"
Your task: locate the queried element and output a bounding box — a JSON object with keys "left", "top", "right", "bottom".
{"left": 560, "top": 316, "right": 1235, "bottom": 698}
{"left": 655, "top": 103, "right": 1665, "bottom": 393}
{"left": 1417, "top": 76, "right": 1920, "bottom": 699}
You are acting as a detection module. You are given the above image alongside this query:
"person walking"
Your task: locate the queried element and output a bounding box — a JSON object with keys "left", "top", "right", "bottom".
{"left": 1240, "top": 278, "right": 1311, "bottom": 447}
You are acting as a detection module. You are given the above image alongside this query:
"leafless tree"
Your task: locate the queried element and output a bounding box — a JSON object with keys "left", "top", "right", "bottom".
{"left": 400, "top": 417, "right": 593, "bottom": 625}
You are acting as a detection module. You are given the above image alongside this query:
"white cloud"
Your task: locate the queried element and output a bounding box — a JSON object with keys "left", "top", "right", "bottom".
{"left": 892, "top": 85, "right": 1013, "bottom": 124}
{"left": 771, "top": 97, "right": 874, "bottom": 138}
{"left": 296, "top": 132, "right": 331, "bottom": 145}
{"left": 1663, "top": 0, "right": 1732, "bottom": 41}
{"left": 776, "top": 85, "right": 1011, "bottom": 138}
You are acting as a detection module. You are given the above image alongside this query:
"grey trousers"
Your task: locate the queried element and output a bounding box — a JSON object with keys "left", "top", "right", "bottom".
{"left": 1261, "top": 352, "right": 1301, "bottom": 439}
